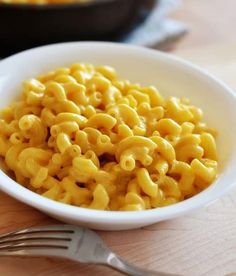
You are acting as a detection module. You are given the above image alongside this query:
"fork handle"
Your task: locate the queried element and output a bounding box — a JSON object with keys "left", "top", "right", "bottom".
{"left": 106, "top": 252, "right": 180, "bottom": 276}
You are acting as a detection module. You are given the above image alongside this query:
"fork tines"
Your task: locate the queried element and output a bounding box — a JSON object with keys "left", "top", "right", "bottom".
{"left": 0, "top": 225, "right": 75, "bottom": 253}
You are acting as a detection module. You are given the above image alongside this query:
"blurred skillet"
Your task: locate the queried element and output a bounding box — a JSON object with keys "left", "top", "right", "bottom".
{"left": 0, "top": 0, "right": 157, "bottom": 57}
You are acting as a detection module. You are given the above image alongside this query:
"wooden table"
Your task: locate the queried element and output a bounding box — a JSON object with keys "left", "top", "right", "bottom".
{"left": 171, "top": 0, "right": 236, "bottom": 51}
{"left": 1, "top": 43, "right": 236, "bottom": 276}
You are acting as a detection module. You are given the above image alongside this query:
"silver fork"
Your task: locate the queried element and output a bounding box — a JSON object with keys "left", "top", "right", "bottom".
{"left": 0, "top": 224, "right": 180, "bottom": 276}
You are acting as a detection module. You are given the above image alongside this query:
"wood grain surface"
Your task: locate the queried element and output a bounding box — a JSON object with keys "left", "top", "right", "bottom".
{"left": 172, "top": 0, "right": 236, "bottom": 51}
{"left": 1, "top": 30, "right": 236, "bottom": 276}
{"left": 0, "top": 187, "right": 236, "bottom": 276}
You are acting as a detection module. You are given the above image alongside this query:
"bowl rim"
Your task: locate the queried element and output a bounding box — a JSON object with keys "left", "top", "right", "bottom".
{"left": 0, "top": 41, "right": 236, "bottom": 225}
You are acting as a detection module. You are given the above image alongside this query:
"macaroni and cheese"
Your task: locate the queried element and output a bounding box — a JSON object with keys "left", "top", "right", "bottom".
{"left": 0, "top": 63, "right": 218, "bottom": 211}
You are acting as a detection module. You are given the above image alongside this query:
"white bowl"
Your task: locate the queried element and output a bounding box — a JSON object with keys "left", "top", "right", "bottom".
{"left": 0, "top": 42, "right": 236, "bottom": 231}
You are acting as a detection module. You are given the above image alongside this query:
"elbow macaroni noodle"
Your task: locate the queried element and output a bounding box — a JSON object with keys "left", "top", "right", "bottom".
{"left": 0, "top": 63, "right": 218, "bottom": 211}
